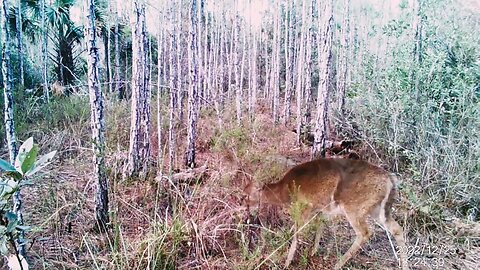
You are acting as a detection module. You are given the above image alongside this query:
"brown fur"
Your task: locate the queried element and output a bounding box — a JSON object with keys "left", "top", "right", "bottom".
{"left": 243, "top": 158, "right": 409, "bottom": 270}
{"left": 51, "top": 81, "right": 65, "bottom": 96}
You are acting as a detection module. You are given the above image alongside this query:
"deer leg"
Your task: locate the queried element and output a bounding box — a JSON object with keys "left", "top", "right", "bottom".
{"left": 385, "top": 217, "right": 409, "bottom": 270}
{"left": 335, "top": 217, "right": 371, "bottom": 270}
{"left": 311, "top": 220, "right": 324, "bottom": 256}
{"left": 285, "top": 224, "right": 298, "bottom": 269}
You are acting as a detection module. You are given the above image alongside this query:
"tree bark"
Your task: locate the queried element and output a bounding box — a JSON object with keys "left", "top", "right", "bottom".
{"left": 157, "top": 10, "right": 164, "bottom": 168}
{"left": 272, "top": 1, "right": 281, "bottom": 125}
{"left": 2, "top": 0, "right": 23, "bottom": 256}
{"left": 337, "top": 0, "right": 350, "bottom": 115}
{"left": 86, "top": 0, "right": 109, "bottom": 230}
{"left": 312, "top": 0, "right": 333, "bottom": 158}
{"left": 16, "top": 0, "right": 24, "bottom": 86}
{"left": 186, "top": 0, "right": 199, "bottom": 168}
{"left": 124, "top": 1, "right": 151, "bottom": 177}
{"left": 283, "top": 0, "right": 295, "bottom": 125}
{"left": 42, "top": 0, "right": 49, "bottom": 101}
{"left": 234, "top": 11, "right": 242, "bottom": 125}
{"left": 176, "top": 0, "right": 184, "bottom": 122}
{"left": 114, "top": 1, "right": 121, "bottom": 98}
{"left": 295, "top": 0, "right": 308, "bottom": 144}
{"left": 168, "top": 3, "right": 178, "bottom": 173}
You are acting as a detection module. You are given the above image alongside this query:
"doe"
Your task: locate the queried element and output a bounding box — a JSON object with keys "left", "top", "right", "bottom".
{"left": 243, "top": 158, "right": 409, "bottom": 270}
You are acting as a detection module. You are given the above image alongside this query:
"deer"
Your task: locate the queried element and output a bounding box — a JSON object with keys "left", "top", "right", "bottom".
{"left": 242, "top": 158, "right": 409, "bottom": 270}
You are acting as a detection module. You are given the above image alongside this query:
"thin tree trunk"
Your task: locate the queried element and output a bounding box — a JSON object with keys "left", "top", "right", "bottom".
{"left": 283, "top": 0, "right": 295, "bottom": 124}
{"left": 168, "top": 3, "right": 178, "bottom": 173}
{"left": 86, "top": 0, "right": 109, "bottom": 230}
{"left": 303, "top": 4, "right": 313, "bottom": 127}
{"left": 3, "top": 0, "right": 26, "bottom": 257}
{"left": 312, "top": 0, "right": 333, "bottom": 158}
{"left": 106, "top": 0, "right": 112, "bottom": 93}
{"left": 157, "top": 11, "right": 164, "bottom": 168}
{"left": 239, "top": 16, "right": 247, "bottom": 110}
{"left": 42, "top": 0, "right": 49, "bottom": 101}
{"left": 186, "top": 0, "right": 199, "bottom": 168}
{"left": 263, "top": 29, "right": 270, "bottom": 100}
{"left": 295, "top": 0, "right": 308, "bottom": 144}
{"left": 234, "top": 12, "right": 242, "bottom": 125}
{"left": 16, "top": 0, "right": 24, "bottom": 86}
{"left": 272, "top": 1, "right": 280, "bottom": 125}
{"left": 114, "top": 1, "right": 121, "bottom": 98}
{"left": 124, "top": 1, "right": 151, "bottom": 177}
{"left": 337, "top": 0, "right": 350, "bottom": 115}
{"left": 227, "top": 20, "right": 234, "bottom": 101}
{"left": 176, "top": 0, "right": 184, "bottom": 122}
{"left": 251, "top": 31, "right": 257, "bottom": 118}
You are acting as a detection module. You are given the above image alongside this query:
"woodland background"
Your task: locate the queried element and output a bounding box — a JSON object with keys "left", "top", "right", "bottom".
{"left": 0, "top": 0, "right": 479, "bottom": 269}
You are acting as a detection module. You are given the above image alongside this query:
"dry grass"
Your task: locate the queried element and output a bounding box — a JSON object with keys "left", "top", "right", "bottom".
{"left": 4, "top": 97, "right": 477, "bottom": 270}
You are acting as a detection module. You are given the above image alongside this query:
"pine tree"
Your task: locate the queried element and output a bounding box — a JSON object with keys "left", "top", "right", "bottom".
{"left": 312, "top": 0, "right": 333, "bottom": 158}
{"left": 86, "top": 0, "right": 109, "bottom": 230}
{"left": 124, "top": 1, "right": 151, "bottom": 177}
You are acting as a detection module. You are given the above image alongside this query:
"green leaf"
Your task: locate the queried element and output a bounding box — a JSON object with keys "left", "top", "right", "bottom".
{"left": 15, "top": 137, "right": 34, "bottom": 171}
{"left": 0, "top": 159, "right": 16, "bottom": 172}
{"left": 21, "top": 144, "right": 39, "bottom": 175}
{"left": 25, "top": 151, "right": 57, "bottom": 177}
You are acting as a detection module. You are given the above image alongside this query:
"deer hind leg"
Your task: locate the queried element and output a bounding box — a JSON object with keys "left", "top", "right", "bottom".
{"left": 335, "top": 215, "right": 371, "bottom": 270}
{"left": 384, "top": 217, "right": 409, "bottom": 270}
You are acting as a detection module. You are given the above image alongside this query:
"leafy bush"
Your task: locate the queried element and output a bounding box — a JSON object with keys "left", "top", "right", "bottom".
{"left": 0, "top": 137, "right": 56, "bottom": 268}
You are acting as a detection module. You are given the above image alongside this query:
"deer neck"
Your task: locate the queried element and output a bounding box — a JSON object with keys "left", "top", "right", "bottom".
{"left": 260, "top": 182, "right": 290, "bottom": 205}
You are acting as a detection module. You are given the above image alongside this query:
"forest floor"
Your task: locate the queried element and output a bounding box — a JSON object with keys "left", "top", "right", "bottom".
{"left": 5, "top": 97, "right": 479, "bottom": 269}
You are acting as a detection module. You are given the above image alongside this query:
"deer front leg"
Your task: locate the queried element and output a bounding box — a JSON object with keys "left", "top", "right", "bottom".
{"left": 335, "top": 217, "right": 371, "bottom": 270}
{"left": 311, "top": 221, "right": 324, "bottom": 256}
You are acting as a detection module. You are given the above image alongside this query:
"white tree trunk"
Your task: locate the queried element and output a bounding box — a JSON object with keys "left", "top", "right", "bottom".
{"left": 42, "top": 0, "right": 49, "bottom": 101}
{"left": 16, "top": 0, "right": 24, "bottom": 86}
{"left": 283, "top": 0, "right": 295, "bottom": 125}
{"left": 2, "top": 0, "right": 24, "bottom": 256}
{"left": 313, "top": 0, "right": 333, "bottom": 158}
{"left": 186, "top": 0, "right": 199, "bottom": 168}
{"left": 337, "top": 0, "right": 351, "bottom": 115}
{"left": 295, "top": 0, "right": 308, "bottom": 144}
{"left": 86, "top": 0, "right": 109, "bottom": 230}
{"left": 168, "top": 3, "right": 178, "bottom": 173}
{"left": 124, "top": 1, "right": 151, "bottom": 177}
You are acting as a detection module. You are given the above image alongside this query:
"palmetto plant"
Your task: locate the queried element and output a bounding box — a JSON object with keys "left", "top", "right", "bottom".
{"left": 9, "top": 0, "right": 108, "bottom": 88}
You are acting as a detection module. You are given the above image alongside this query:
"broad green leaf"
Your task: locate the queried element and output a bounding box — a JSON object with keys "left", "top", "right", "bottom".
{"left": 25, "top": 151, "right": 57, "bottom": 177}
{"left": 21, "top": 144, "right": 39, "bottom": 175}
{"left": 15, "top": 137, "right": 34, "bottom": 171}
{"left": 0, "top": 159, "right": 16, "bottom": 172}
